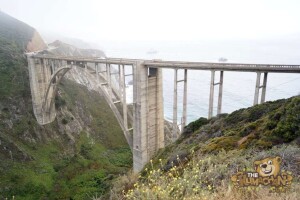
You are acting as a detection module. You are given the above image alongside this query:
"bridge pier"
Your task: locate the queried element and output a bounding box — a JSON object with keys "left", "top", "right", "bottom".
{"left": 208, "top": 70, "right": 224, "bottom": 119}
{"left": 133, "top": 62, "right": 164, "bottom": 172}
{"left": 95, "top": 63, "right": 99, "bottom": 82}
{"left": 182, "top": 69, "right": 188, "bottom": 133}
{"left": 120, "top": 65, "right": 128, "bottom": 130}
{"left": 261, "top": 72, "right": 268, "bottom": 103}
{"left": 173, "top": 69, "right": 178, "bottom": 140}
{"left": 253, "top": 72, "right": 268, "bottom": 105}
{"left": 106, "top": 64, "right": 113, "bottom": 98}
{"left": 172, "top": 69, "right": 188, "bottom": 138}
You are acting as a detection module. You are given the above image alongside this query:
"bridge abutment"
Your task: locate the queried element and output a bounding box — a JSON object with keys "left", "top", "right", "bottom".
{"left": 27, "top": 56, "right": 71, "bottom": 125}
{"left": 28, "top": 57, "right": 55, "bottom": 124}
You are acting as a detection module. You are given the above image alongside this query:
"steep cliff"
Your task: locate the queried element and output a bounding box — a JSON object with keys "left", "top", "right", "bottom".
{"left": 0, "top": 11, "right": 131, "bottom": 199}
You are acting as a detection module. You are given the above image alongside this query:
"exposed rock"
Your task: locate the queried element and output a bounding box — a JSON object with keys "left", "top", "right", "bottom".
{"left": 43, "top": 40, "right": 105, "bottom": 57}
{"left": 164, "top": 120, "right": 180, "bottom": 146}
{"left": 26, "top": 31, "right": 47, "bottom": 52}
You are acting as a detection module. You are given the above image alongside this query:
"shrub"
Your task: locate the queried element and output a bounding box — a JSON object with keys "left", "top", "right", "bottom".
{"left": 225, "top": 109, "right": 247, "bottom": 124}
{"left": 239, "top": 122, "right": 257, "bottom": 137}
{"left": 55, "top": 95, "right": 66, "bottom": 108}
{"left": 202, "top": 136, "right": 239, "bottom": 153}
{"left": 183, "top": 117, "right": 209, "bottom": 135}
{"left": 61, "top": 118, "right": 68, "bottom": 124}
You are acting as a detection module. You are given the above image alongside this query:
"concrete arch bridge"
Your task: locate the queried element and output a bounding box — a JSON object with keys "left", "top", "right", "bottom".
{"left": 27, "top": 54, "right": 300, "bottom": 172}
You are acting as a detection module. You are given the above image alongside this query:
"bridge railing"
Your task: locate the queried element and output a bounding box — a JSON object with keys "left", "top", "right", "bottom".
{"left": 32, "top": 55, "right": 300, "bottom": 72}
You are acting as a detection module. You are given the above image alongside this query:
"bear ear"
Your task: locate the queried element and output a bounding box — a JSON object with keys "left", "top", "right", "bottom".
{"left": 276, "top": 156, "right": 282, "bottom": 164}
{"left": 253, "top": 160, "right": 260, "bottom": 170}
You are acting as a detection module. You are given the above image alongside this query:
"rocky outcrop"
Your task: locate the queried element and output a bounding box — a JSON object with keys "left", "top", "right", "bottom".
{"left": 42, "top": 40, "right": 106, "bottom": 57}
{"left": 26, "top": 31, "right": 47, "bottom": 52}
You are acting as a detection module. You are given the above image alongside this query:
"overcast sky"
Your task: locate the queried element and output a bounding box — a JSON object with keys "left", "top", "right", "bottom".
{"left": 1, "top": 0, "right": 300, "bottom": 41}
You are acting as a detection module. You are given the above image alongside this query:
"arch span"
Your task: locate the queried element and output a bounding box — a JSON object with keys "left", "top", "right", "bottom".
{"left": 27, "top": 55, "right": 165, "bottom": 172}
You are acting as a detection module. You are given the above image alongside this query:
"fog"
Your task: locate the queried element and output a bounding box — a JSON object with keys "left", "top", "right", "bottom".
{"left": 1, "top": 0, "right": 300, "bottom": 121}
{"left": 1, "top": 0, "right": 300, "bottom": 43}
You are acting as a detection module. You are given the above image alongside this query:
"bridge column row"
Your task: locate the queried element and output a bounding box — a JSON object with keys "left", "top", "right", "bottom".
{"left": 92, "top": 62, "right": 135, "bottom": 152}
{"left": 94, "top": 62, "right": 131, "bottom": 132}
{"left": 208, "top": 70, "right": 224, "bottom": 119}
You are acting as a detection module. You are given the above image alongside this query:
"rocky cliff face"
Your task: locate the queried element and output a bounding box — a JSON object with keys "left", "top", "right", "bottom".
{"left": 26, "top": 31, "right": 47, "bottom": 52}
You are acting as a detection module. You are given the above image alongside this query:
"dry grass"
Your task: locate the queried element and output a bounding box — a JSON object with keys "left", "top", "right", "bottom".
{"left": 101, "top": 144, "right": 300, "bottom": 200}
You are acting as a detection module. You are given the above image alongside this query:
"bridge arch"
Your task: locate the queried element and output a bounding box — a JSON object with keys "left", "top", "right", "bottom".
{"left": 27, "top": 55, "right": 165, "bottom": 172}
{"left": 43, "top": 66, "right": 71, "bottom": 112}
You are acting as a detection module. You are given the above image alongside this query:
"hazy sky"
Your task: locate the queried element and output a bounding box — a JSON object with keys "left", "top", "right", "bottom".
{"left": 1, "top": 0, "right": 300, "bottom": 41}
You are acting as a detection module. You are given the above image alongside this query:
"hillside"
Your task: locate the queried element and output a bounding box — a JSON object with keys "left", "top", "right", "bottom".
{"left": 42, "top": 40, "right": 106, "bottom": 57}
{"left": 111, "top": 96, "right": 300, "bottom": 199}
{"left": 0, "top": 11, "right": 131, "bottom": 199}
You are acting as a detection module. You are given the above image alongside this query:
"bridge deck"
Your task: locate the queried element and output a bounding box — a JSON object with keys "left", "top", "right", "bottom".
{"left": 33, "top": 55, "right": 300, "bottom": 73}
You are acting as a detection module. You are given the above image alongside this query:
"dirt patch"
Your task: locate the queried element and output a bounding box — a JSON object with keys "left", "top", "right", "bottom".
{"left": 238, "top": 133, "right": 254, "bottom": 146}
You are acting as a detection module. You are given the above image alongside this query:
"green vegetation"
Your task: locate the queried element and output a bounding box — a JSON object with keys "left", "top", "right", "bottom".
{"left": 0, "top": 11, "right": 132, "bottom": 199}
{"left": 0, "top": 78, "right": 133, "bottom": 199}
{"left": 0, "top": 11, "right": 33, "bottom": 99}
{"left": 109, "top": 96, "right": 300, "bottom": 199}
{"left": 115, "top": 145, "right": 299, "bottom": 200}
{"left": 1, "top": 134, "right": 131, "bottom": 199}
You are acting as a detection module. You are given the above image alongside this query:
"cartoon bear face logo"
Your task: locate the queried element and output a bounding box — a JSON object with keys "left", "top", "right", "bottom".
{"left": 254, "top": 156, "right": 282, "bottom": 177}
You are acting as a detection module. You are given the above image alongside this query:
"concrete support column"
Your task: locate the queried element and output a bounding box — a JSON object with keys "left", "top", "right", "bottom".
{"left": 156, "top": 68, "right": 164, "bottom": 150}
{"left": 253, "top": 72, "right": 261, "bottom": 105}
{"left": 208, "top": 70, "right": 215, "bottom": 119}
{"left": 42, "top": 59, "right": 49, "bottom": 113}
{"left": 260, "top": 72, "right": 268, "bottom": 103}
{"left": 51, "top": 60, "right": 55, "bottom": 75}
{"left": 118, "top": 65, "right": 122, "bottom": 91}
{"left": 106, "top": 64, "right": 112, "bottom": 97}
{"left": 181, "top": 69, "right": 188, "bottom": 133}
{"left": 95, "top": 63, "right": 99, "bottom": 83}
{"left": 217, "top": 71, "right": 224, "bottom": 115}
{"left": 133, "top": 61, "right": 149, "bottom": 173}
{"left": 57, "top": 60, "right": 62, "bottom": 79}
{"left": 173, "top": 69, "right": 178, "bottom": 140}
{"left": 121, "top": 65, "right": 128, "bottom": 130}
{"left": 133, "top": 62, "right": 164, "bottom": 173}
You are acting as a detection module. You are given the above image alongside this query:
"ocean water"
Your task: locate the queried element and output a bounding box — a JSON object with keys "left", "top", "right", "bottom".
{"left": 100, "top": 40, "right": 300, "bottom": 124}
